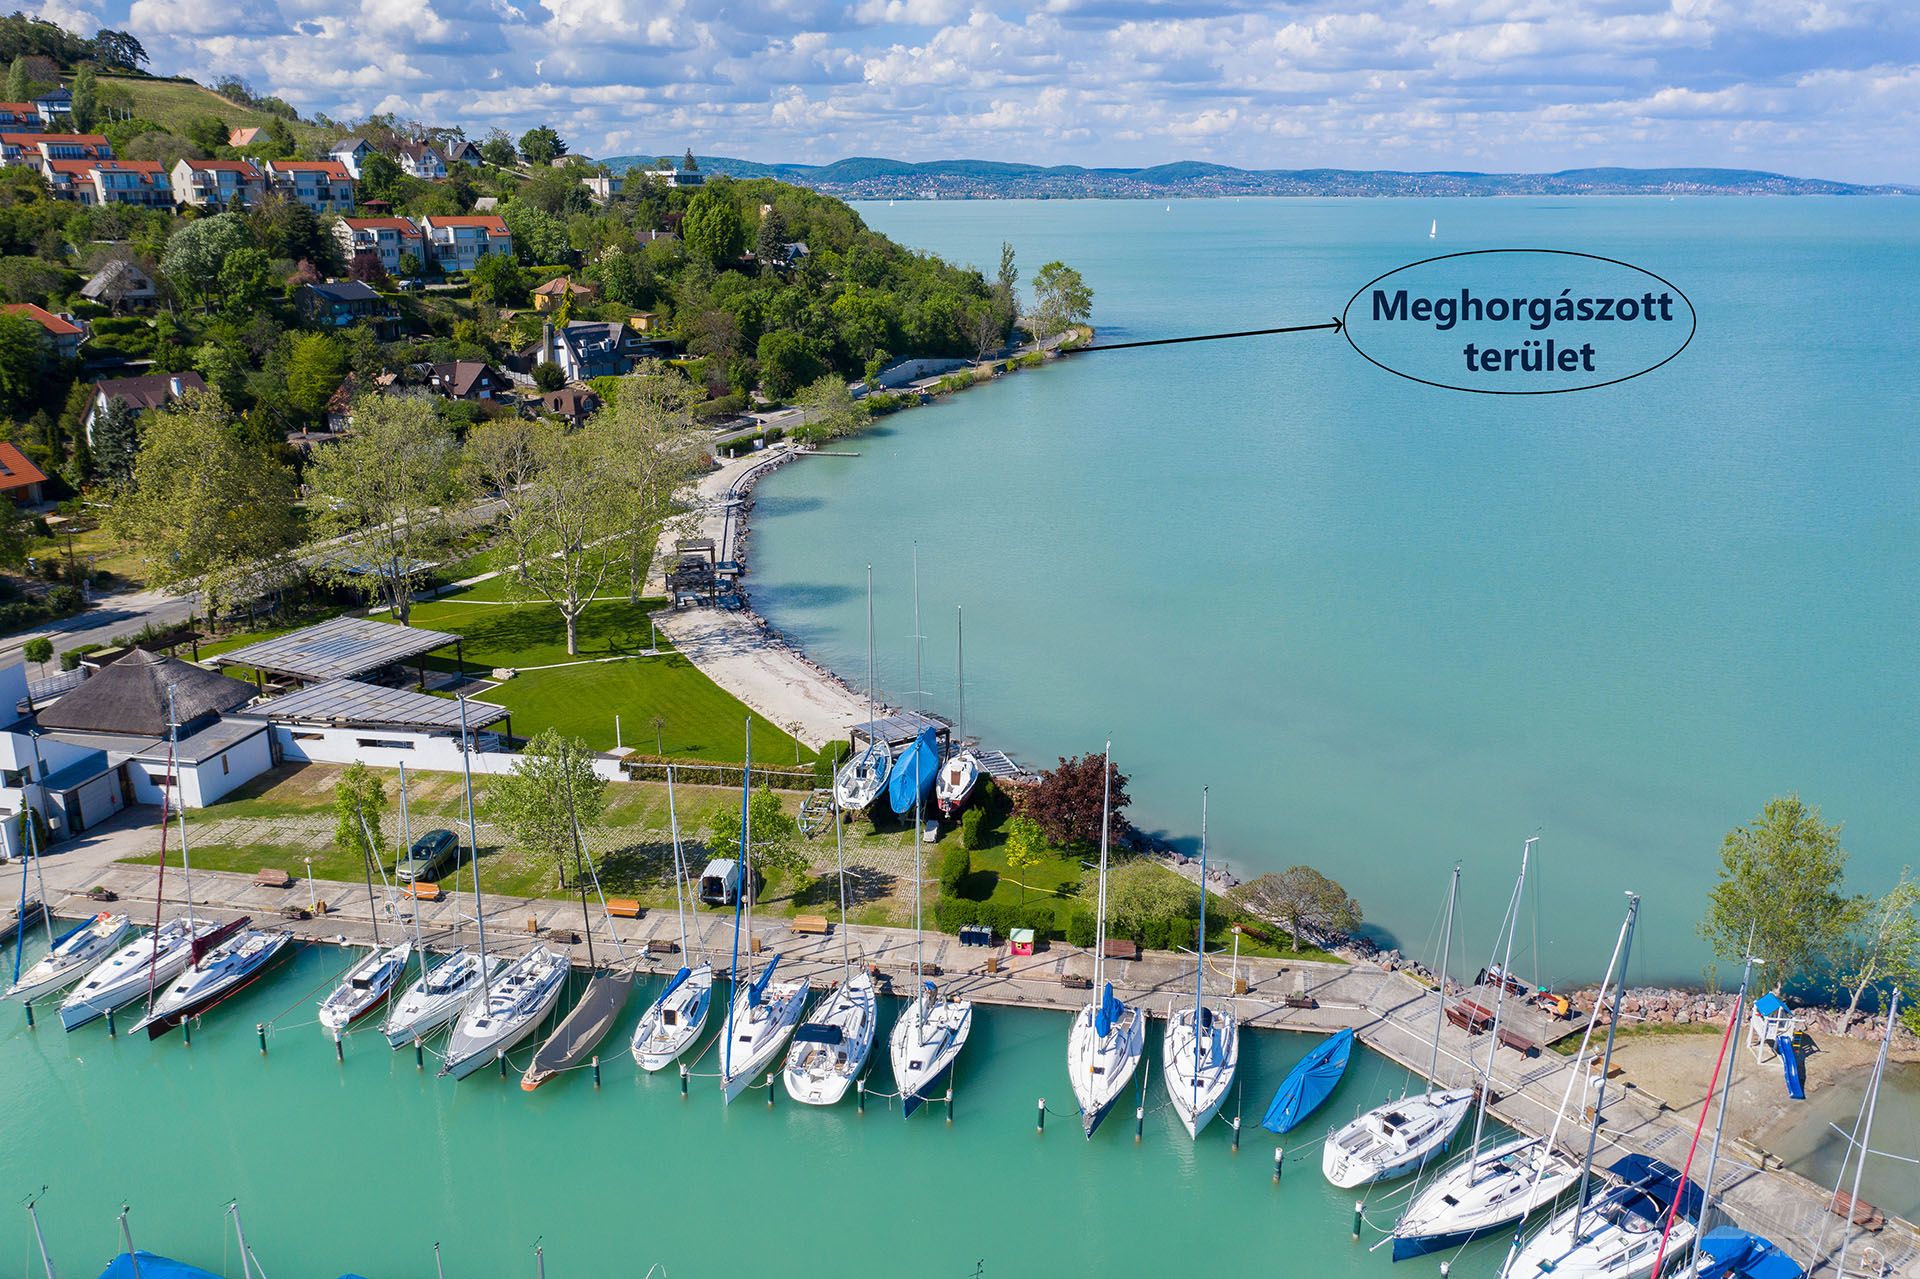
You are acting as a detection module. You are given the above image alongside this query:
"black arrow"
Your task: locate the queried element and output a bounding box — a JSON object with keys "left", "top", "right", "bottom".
{"left": 1062, "top": 317, "right": 1343, "bottom": 354}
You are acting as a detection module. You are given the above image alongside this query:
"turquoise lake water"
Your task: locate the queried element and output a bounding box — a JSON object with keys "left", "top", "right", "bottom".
{"left": 1, "top": 937, "right": 1472, "bottom": 1275}
{"left": 751, "top": 197, "right": 1920, "bottom": 986}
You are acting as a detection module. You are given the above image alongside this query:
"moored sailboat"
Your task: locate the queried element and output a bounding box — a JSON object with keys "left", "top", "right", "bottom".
{"left": 833, "top": 567, "right": 892, "bottom": 814}
{"left": 1066, "top": 744, "right": 1144, "bottom": 1138}
{"left": 131, "top": 919, "right": 293, "bottom": 1038}
{"left": 1262, "top": 1027, "right": 1354, "bottom": 1133}
{"left": 60, "top": 917, "right": 214, "bottom": 1031}
{"left": 441, "top": 944, "right": 570, "bottom": 1079}
{"left": 719, "top": 720, "right": 807, "bottom": 1103}
{"left": 382, "top": 949, "right": 503, "bottom": 1048}
{"left": 784, "top": 803, "right": 876, "bottom": 1105}
{"left": 317, "top": 942, "right": 414, "bottom": 1035}
{"left": 632, "top": 764, "right": 713, "bottom": 1071}
{"left": 887, "top": 725, "right": 939, "bottom": 817}
{"left": 934, "top": 606, "right": 980, "bottom": 817}
{"left": 6, "top": 912, "right": 132, "bottom": 1003}
{"left": 1323, "top": 864, "right": 1473, "bottom": 1187}
{"left": 1162, "top": 789, "right": 1237, "bottom": 1138}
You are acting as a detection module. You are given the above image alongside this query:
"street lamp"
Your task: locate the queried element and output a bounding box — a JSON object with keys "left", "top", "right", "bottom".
{"left": 304, "top": 856, "right": 316, "bottom": 914}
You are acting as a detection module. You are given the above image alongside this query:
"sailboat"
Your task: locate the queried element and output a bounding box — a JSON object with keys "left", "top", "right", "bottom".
{"left": 888, "top": 724, "right": 939, "bottom": 817}
{"left": 1393, "top": 838, "right": 1581, "bottom": 1259}
{"left": 934, "top": 605, "right": 981, "bottom": 818}
{"left": 783, "top": 813, "right": 877, "bottom": 1104}
{"left": 318, "top": 803, "right": 411, "bottom": 1035}
{"left": 833, "top": 566, "right": 892, "bottom": 814}
{"left": 439, "top": 698, "right": 568, "bottom": 1080}
{"left": 6, "top": 912, "right": 132, "bottom": 1003}
{"left": 61, "top": 916, "right": 215, "bottom": 1031}
{"left": 890, "top": 553, "right": 972, "bottom": 1115}
{"left": 1066, "top": 744, "right": 1145, "bottom": 1138}
{"left": 1163, "top": 789, "right": 1237, "bottom": 1138}
{"left": 718, "top": 721, "right": 808, "bottom": 1103}
{"left": 631, "top": 764, "right": 714, "bottom": 1071}
{"left": 1502, "top": 895, "right": 1705, "bottom": 1279}
{"left": 1262, "top": 1028, "right": 1354, "bottom": 1133}
{"left": 521, "top": 772, "right": 638, "bottom": 1091}
{"left": 1322, "top": 864, "right": 1474, "bottom": 1186}
{"left": 1430, "top": 219, "right": 1438, "bottom": 239}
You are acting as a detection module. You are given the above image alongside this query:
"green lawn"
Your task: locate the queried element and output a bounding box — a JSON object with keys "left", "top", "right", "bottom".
{"left": 103, "top": 75, "right": 328, "bottom": 146}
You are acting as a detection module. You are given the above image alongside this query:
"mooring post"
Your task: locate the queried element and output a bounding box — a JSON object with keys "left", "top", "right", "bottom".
{"left": 1037, "top": 1097, "right": 1046, "bottom": 1133}
{"left": 857, "top": 1078, "right": 865, "bottom": 1113}
{"left": 257, "top": 1022, "right": 267, "bottom": 1054}
{"left": 497, "top": 1048, "right": 507, "bottom": 1079}
{"left": 1232, "top": 1115, "right": 1241, "bottom": 1152}
{"left": 334, "top": 1031, "right": 344, "bottom": 1063}
{"left": 1274, "top": 1146, "right": 1284, "bottom": 1183}
{"left": 1353, "top": 1201, "right": 1364, "bottom": 1239}
{"left": 946, "top": 1084, "right": 954, "bottom": 1125}
{"left": 106, "top": 1005, "right": 116, "bottom": 1037}
{"left": 592, "top": 1055, "right": 601, "bottom": 1088}
{"left": 182, "top": 1016, "right": 191, "bottom": 1046}
{"left": 23, "top": 1001, "right": 32, "bottom": 1030}
{"left": 766, "top": 1071, "right": 776, "bottom": 1107}
{"left": 415, "top": 1039, "right": 425, "bottom": 1070}
{"left": 680, "top": 1064, "right": 689, "bottom": 1097}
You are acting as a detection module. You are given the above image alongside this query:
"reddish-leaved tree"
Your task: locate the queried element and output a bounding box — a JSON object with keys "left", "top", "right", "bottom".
{"left": 1021, "top": 753, "right": 1130, "bottom": 851}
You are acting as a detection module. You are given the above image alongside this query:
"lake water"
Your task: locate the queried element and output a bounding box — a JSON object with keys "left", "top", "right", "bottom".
{"left": 0, "top": 937, "right": 1470, "bottom": 1275}
{"left": 751, "top": 197, "right": 1920, "bottom": 986}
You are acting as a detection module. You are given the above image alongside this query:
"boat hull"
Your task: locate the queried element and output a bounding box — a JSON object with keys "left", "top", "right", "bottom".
{"left": 59, "top": 921, "right": 207, "bottom": 1031}
{"left": 6, "top": 914, "right": 133, "bottom": 1003}
{"left": 1163, "top": 1006, "right": 1238, "bottom": 1139}
{"left": 833, "top": 745, "right": 891, "bottom": 813}
{"left": 382, "top": 951, "right": 499, "bottom": 1048}
{"left": 1068, "top": 1001, "right": 1146, "bottom": 1138}
{"left": 718, "top": 980, "right": 807, "bottom": 1103}
{"left": 135, "top": 931, "right": 292, "bottom": 1039}
{"left": 441, "top": 948, "right": 570, "bottom": 1080}
{"left": 317, "top": 943, "right": 413, "bottom": 1035}
{"left": 1321, "top": 1087, "right": 1475, "bottom": 1187}
{"left": 890, "top": 991, "right": 973, "bottom": 1117}
{"left": 782, "top": 974, "right": 878, "bottom": 1106}
{"left": 1392, "top": 1136, "right": 1580, "bottom": 1262}
{"left": 632, "top": 965, "right": 714, "bottom": 1071}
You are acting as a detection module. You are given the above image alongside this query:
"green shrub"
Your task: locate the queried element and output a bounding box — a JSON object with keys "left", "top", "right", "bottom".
{"left": 59, "top": 642, "right": 103, "bottom": 670}
{"left": 937, "top": 845, "right": 970, "bottom": 897}
{"left": 812, "top": 741, "right": 848, "bottom": 787}
{"left": 959, "top": 806, "right": 984, "bottom": 850}
{"left": 1066, "top": 908, "right": 1097, "bottom": 949}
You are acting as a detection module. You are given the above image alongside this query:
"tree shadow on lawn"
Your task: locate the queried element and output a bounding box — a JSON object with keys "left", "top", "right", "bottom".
{"left": 595, "top": 835, "right": 685, "bottom": 895}
{"left": 790, "top": 864, "right": 899, "bottom": 910}
{"left": 956, "top": 868, "right": 999, "bottom": 900}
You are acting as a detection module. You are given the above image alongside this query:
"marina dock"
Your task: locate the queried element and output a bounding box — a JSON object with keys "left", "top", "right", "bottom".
{"left": 29, "top": 854, "right": 1916, "bottom": 1279}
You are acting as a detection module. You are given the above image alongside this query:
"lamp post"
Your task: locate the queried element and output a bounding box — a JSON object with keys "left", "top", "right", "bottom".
{"left": 304, "top": 856, "right": 316, "bottom": 914}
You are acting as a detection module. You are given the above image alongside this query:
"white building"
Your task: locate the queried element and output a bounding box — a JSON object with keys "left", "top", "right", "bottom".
{"left": 262, "top": 159, "right": 356, "bottom": 212}
{"left": 333, "top": 217, "right": 425, "bottom": 276}
{"left": 416, "top": 214, "right": 513, "bottom": 273}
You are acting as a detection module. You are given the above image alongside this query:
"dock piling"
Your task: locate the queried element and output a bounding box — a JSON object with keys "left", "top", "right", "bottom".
{"left": 1232, "top": 1116, "right": 1241, "bottom": 1152}
{"left": 766, "top": 1071, "right": 776, "bottom": 1107}
{"left": 182, "top": 1016, "right": 191, "bottom": 1046}
{"left": 415, "top": 1039, "right": 424, "bottom": 1069}
{"left": 257, "top": 1022, "right": 267, "bottom": 1055}
{"left": 679, "top": 1064, "right": 688, "bottom": 1097}
{"left": 946, "top": 1084, "right": 954, "bottom": 1125}
{"left": 23, "top": 1001, "right": 32, "bottom": 1030}
{"left": 1274, "top": 1146, "right": 1283, "bottom": 1183}
{"left": 106, "top": 1006, "right": 115, "bottom": 1037}
{"left": 1036, "top": 1098, "right": 1045, "bottom": 1133}
{"left": 1353, "top": 1201, "right": 1364, "bottom": 1239}
{"left": 334, "top": 1031, "right": 344, "bottom": 1063}
{"left": 857, "top": 1078, "right": 865, "bottom": 1114}
{"left": 592, "top": 1055, "right": 600, "bottom": 1088}
{"left": 497, "top": 1049, "right": 506, "bottom": 1079}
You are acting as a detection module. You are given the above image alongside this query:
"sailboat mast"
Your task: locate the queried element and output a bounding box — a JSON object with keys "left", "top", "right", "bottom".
{"left": 1426, "top": 864, "right": 1460, "bottom": 1088}
{"left": 666, "top": 765, "right": 688, "bottom": 957}
{"left": 1688, "top": 949, "right": 1756, "bottom": 1246}
{"left": 1573, "top": 892, "right": 1640, "bottom": 1244}
{"left": 10, "top": 799, "right": 30, "bottom": 988}
{"left": 25, "top": 1190, "right": 52, "bottom": 1279}
{"left": 1093, "top": 742, "right": 1112, "bottom": 996}
{"left": 400, "top": 763, "right": 423, "bottom": 963}
{"left": 866, "top": 564, "right": 875, "bottom": 726}
{"left": 723, "top": 719, "right": 750, "bottom": 1085}
{"left": 911, "top": 547, "right": 924, "bottom": 989}
{"left": 1470, "top": 837, "right": 1534, "bottom": 1165}
{"left": 955, "top": 606, "right": 964, "bottom": 746}
{"left": 30, "top": 809, "right": 51, "bottom": 950}
{"left": 1193, "top": 787, "right": 1209, "bottom": 1116}
{"left": 562, "top": 767, "right": 595, "bottom": 971}
{"left": 355, "top": 806, "right": 383, "bottom": 947}
{"left": 835, "top": 790, "right": 851, "bottom": 979}
{"left": 1836, "top": 985, "right": 1897, "bottom": 1279}
{"left": 458, "top": 695, "right": 488, "bottom": 998}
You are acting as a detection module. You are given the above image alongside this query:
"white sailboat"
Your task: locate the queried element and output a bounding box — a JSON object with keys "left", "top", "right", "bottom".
{"left": 6, "top": 806, "right": 62, "bottom": 999}
{"left": 1394, "top": 838, "right": 1580, "bottom": 1258}
{"left": 784, "top": 801, "right": 877, "bottom": 1105}
{"left": 131, "top": 921, "right": 293, "bottom": 1038}
{"left": 1430, "top": 218, "right": 1438, "bottom": 239}
{"left": 1067, "top": 743, "right": 1145, "bottom": 1138}
{"left": 6, "top": 912, "right": 132, "bottom": 1003}
{"left": 60, "top": 916, "right": 214, "bottom": 1031}
{"left": 383, "top": 948, "right": 503, "bottom": 1047}
{"left": 834, "top": 566, "right": 892, "bottom": 813}
{"left": 934, "top": 605, "right": 981, "bottom": 817}
{"left": 318, "top": 941, "right": 414, "bottom": 1034}
{"left": 1163, "top": 790, "right": 1237, "bottom": 1138}
{"left": 440, "top": 944, "right": 570, "bottom": 1079}
{"left": 890, "top": 553, "right": 972, "bottom": 1115}
{"left": 631, "top": 764, "right": 714, "bottom": 1071}
{"left": 719, "top": 721, "right": 807, "bottom": 1103}
{"left": 1323, "top": 864, "right": 1474, "bottom": 1187}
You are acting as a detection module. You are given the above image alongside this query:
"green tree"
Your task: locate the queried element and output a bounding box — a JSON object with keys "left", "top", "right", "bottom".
{"left": 332, "top": 762, "right": 389, "bottom": 865}
{"left": 93, "top": 30, "right": 149, "bottom": 72}
{"left": 1832, "top": 869, "right": 1920, "bottom": 1026}
{"left": 1085, "top": 860, "right": 1199, "bottom": 943}
{"left": 357, "top": 151, "right": 403, "bottom": 203}
{"left": 22, "top": 636, "right": 52, "bottom": 675}
{"left": 283, "top": 331, "right": 349, "bottom": 421}
{"left": 596, "top": 362, "right": 705, "bottom": 602}
{"left": 1700, "top": 795, "right": 1858, "bottom": 991}
{"left": 468, "top": 251, "right": 526, "bottom": 305}
{"left": 705, "top": 786, "right": 804, "bottom": 882}
{"left": 1003, "top": 814, "right": 1047, "bottom": 906}
{"left": 89, "top": 396, "right": 140, "bottom": 484}
{"left": 1236, "top": 866, "right": 1361, "bottom": 952}
{"left": 482, "top": 728, "right": 606, "bottom": 889}
{"left": 755, "top": 205, "right": 788, "bottom": 272}
{"left": 792, "top": 373, "right": 868, "bottom": 442}
{"left": 479, "top": 133, "right": 517, "bottom": 167}
{"left": 1028, "top": 260, "right": 1093, "bottom": 340}
{"left": 6, "top": 57, "right": 31, "bottom": 103}
{"left": 217, "top": 245, "right": 273, "bottom": 313}
{"left": 159, "top": 212, "right": 252, "bottom": 307}
{"left": 1023, "top": 752, "right": 1128, "bottom": 851}
{"left": 518, "top": 125, "right": 567, "bottom": 168}
{"left": 0, "top": 309, "right": 46, "bottom": 415}
{"left": 69, "top": 63, "right": 97, "bottom": 133}
{"left": 682, "top": 187, "right": 746, "bottom": 267}
{"left": 306, "top": 396, "right": 462, "bottom": 625}
{"left": 108, "top": 392, "right": 299, "bottom": 617}
{"left": 532, "top": 360, "right": 565, "bottom": 392}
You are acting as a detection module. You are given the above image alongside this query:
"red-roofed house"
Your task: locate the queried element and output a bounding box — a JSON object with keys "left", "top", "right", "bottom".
{"left": 169, "top": 157, "right": 265, "bottom": 209}
{"left": 0, "top": 103, "right": 40, "bottom": 132}
{"left": 229, "top": 126, "right": 262, "bottom": 148}
{"left": 0, "top": 133, "right": 112, "bottom": 165}
{"left": 0, "top": 442, "right": 47, "bottom": 505}
{"left": 262, "top": 158, "right": 356, "bottom": 212}
{"left": 2, "top": 303, "right": 87, "bottom": 361}
{"left": 39, "top": 159, "right": 169, "bottom": 206}
{"left": 416, "top": 215, "right": 513, "bottom": 272}
{"left": 333, "top": 216, "right": 424, "bottom": 275}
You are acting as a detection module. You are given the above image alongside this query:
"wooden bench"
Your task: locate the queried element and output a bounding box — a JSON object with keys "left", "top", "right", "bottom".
{"left": 1102, "top": 939, "right": 1141, "bottom": 962}
{"left": 645, "top": 939, "right": 679, "bottom": 956}
{"left": 792, "top": 914, "right": 830, "bottom": 936}
{"left": 405, "top": 881, "right": 442, "bottom": 901}
{"left": 1448, "top": 1000, "right": 1496, "bottom": 1034}
{"left": 1284, "top": 994, "right": 1318, "bottom": 1010}
{"left": 1832, "top": 1191, "right": 1886, "bottom": 1231}
{"left": 605, "top": 898, "right": 641, "bottom": 919}
{"left": 1061, "top": 973, "right": 1093, "bottom": 990}
{"left": 1497, "top": 1027, "right": 1540, "bottom": 1056}
{"left": 253, "top": 868, "right": 292, "bottom": 889}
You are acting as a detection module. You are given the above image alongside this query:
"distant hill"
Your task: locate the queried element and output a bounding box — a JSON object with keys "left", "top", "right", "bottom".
{"left": 603, "top": 155, "right": 1910, "bottom": 199}
{"left": 100, "top": 74, "right": 326, "bottom": 146}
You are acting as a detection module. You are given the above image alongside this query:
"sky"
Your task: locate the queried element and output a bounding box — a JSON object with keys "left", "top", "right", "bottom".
{"left": 30, "top": 0, "right": 1920, "bottom": 182}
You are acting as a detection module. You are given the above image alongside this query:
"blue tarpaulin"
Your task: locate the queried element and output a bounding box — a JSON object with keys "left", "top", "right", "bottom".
{"left": 99, "top": 1253, "right": 222, "bottom": 1279}
{"left": 1696, "top": 1228, "right": 1805, "bottom": 1279}
{"left": 748, "top": 955, "right": 780, "bottom": 1006}
{"left": 1262, "top": 1027, "right": 1354, "bottom": 1133}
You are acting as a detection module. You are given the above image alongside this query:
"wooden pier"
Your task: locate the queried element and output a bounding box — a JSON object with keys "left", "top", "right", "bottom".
{"left": 32, "top": 856, "right": 1918, "bottom": 1279}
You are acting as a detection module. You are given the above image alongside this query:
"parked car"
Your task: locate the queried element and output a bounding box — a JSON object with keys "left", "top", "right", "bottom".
{"left": 395, "top": 829, "right": 462, "bottom": 882}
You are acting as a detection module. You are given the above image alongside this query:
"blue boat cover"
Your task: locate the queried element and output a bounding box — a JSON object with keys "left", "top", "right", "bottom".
{"left": 795, "top": 1023, "right": 843, "bottom": 1044}
{"left": 1696, "top": 1227, "right": 1805, "bottom": 1279}
{"left": 1262, "top": 1027, "right": 1354, "bottom": 1133}
{"left": 887, "top": 727, "right": 940, "bottom": 815}
{"left": 1094, "top": 982, "right": 1124, "bottom": 1038}
{"left": 658, "top": 966, "right": 691, "bottom": 1001}
{"left": 99, "top": 1253, "right": 222, "bottom": 1279}
{"left": 1604, "top": 1154, "right": 1705, "bottom": 1223}
{"left": 52, "top": 915, "right": 91, "bottom": 947}
{"left": 748, "top": 955, "right": 780, "bottom": 1006}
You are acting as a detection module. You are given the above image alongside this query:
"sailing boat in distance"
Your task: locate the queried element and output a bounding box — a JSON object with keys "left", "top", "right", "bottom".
{"left": 1430, "top": 218, "right": 1438, "bottom": 239}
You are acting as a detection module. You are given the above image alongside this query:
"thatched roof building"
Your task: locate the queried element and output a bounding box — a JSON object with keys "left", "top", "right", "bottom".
{"left": 36, "top": 650, "right": 257, "bottom": 738}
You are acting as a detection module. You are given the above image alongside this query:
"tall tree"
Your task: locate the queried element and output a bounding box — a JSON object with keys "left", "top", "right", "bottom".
{"left": 108, "top": 392, "right": 300, "bottom": 618}
{"left": 69, "top": 63, "right": 97, "bottom": 132}
{"left": 306, "top": 396, "right": 462, "bottom": 625}
{"left": 1832, "top": 870, "right": 1920, "bottom": 1026}
{"left": 597, "top": 362, "right": 706, "bottom": 603}
{"left": 682, "top": 187, "right": 747, "bottom": 267}
{"left": 1236, "top": 866, "right": 1362, "bottom": 952}
{"left": 793, "top": 374, "right": 869, "bottom": 441}
{"left": 518, "top": 125, "right": 566, "bottom": 167}
{"left": 1700, "top": 795, "right": 1859, "bottom": 991}
{"left": 1021, "top": 753, "right": 1129, "bottom": 851}
{"left": 482, "top": 728, "right": 606, "bottom": 888}
{"left": 468, "top": 418, "right": 621, "bottom": 655}
{"left": 158, "top": 212, "right": 252, "bottom": 308}
{"left": 0, "top": 309, "right": 46, "bottom": 415}
{"left": 754, "top": 205, "right": 788, "bottom": 272}
{"left": 92, "top": 29, "right": 149, "bottom": 71}
{"left": 6, "top": 56, "right": 31, "bottom": 103}
{"left": 1003, "top": 814, "right": 1048, "bottom": 906}
{"left": 89, "top": 396, "right": 140, "bottom": 483}
{"left": 1027, "top": 260, "right": 1094, "bottom": 340}
{"left": 332, "top": 762, "right": 389, "bottom": 865}
{"left": 706, "top": 786, "right": 803, "bottom": 881}
{"left": 1088, "top": 860, "right": 1200, "bottom": 941}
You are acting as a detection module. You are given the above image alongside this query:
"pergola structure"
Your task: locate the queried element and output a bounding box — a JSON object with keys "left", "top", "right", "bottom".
{"left": 235, "top": 677, "right": 511, "bottom": 744}
{"left": 213, "top": 615, "right": 467, "bottom": 692}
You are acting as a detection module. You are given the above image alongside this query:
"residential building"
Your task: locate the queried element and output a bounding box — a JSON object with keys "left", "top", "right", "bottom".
{"left": 80, "top": 261, "right": 158, "bottom": 311}
{"left": 641, "top": 166, "right": 704, "bottom": 188}
{"left": 83, "top": 371, "right": 207, "bottom": 444}
{"left": 0, "top": 102, "right": 39, "bottom": 132}
{"left": 540, "top": 385, "right": 600, "bottom": 426}
{"left": 445, "top": 139, "right": 483, "bottom": 166}
{"left": 40, "top": 158, "right": 168, "bottom": 205}
{"left": 328, "top": 137, "right": 374, "bottom": 178}
{"left": 424, "top": 360, "right": 507, "bottom": 402}
{"left": 31, "top": 88, "right": 70, "bottom": 124}
{"left": 396, "top": 141, "right": 447, "bottom": 180}
{"left": 519, "top": 320, "right": 669, "bottom": 381}
{"left": 2, "top": 302, "right": 87, "bottom": 360}
{"left": 581, "top": 174, "right": 623, "bottom": 202}
{"left": 169, "top": 157, "right": 266, "bottom": 209}
{"left": 228, "top": 126, "right": 262, "bottom": 148}
{"left": 416, "top": 214, "right": 512, "bottom": 272}
{"left": 333, "top": 216, "right": 424, "bottom": 275}
{"left": 530, "top": 275, "right": 598, "bottom": 311}
{"left": 263, "top": 158, "right": 356, "bottom": 211}
{"left": 1, "top": 132, "right": 111, "bottom": 165}
{"left": 297, "top": 280, "right": 394, "bottom": 334}
{"left": 0, "top": 442, "right": 47, "bottom": 505}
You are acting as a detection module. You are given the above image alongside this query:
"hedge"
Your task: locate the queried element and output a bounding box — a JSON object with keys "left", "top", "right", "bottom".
{"left": 937, "top": 845, "right": 970, "bottom": 896}
{"left": 931, "top": 896, "right": 1060, "bottom": 939}
{"left": 0, "top": 585, "right": 85, "bottom": 640}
